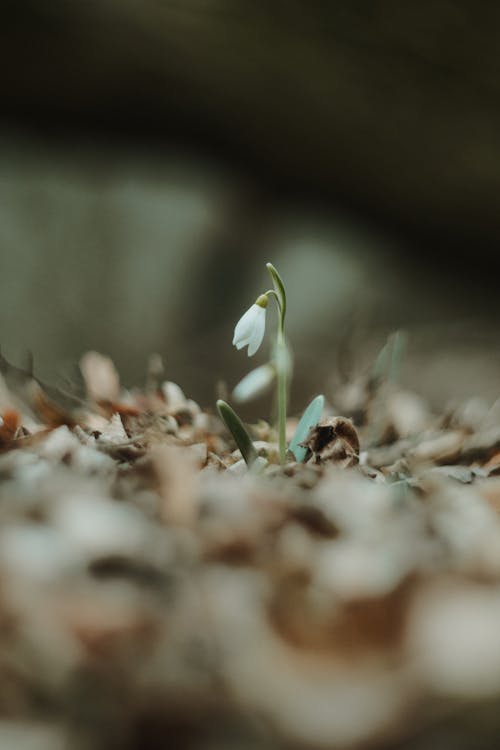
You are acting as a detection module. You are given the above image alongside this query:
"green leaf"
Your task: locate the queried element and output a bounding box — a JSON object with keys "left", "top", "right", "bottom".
{"left": 289, "top": 394, "right": 324, "bottom": 462}
{"left": 216, "top": 399, "right": 258, "bottom": 467}
{"left": 266, "top": 262, "right": 287, "bottom": 321}
{"left": 387, "top": 329, "right": 407, "bottom": 384}
{"left": 372, "top": 338, "right": 391, "bottom": 383}
{"left": 372, "top": 330, "right": 407, "bottom": 385}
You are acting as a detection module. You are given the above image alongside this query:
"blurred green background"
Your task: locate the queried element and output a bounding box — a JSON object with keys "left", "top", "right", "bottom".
{"left": 2, "top": 1, "right": 500, "bottom": 410}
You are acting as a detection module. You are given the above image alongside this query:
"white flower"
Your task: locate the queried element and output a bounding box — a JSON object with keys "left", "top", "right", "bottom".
{"left": 233, "top": 363, "right": 275, "bottom": 402}
{"left": 232, "top": 296, "right": 267, "bottom": 357}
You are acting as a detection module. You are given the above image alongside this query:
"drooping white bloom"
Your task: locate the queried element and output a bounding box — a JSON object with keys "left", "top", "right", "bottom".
{"left": 233, "top": 363, "right": 275, "bottom": 402}
{"left": 232, "top": 295, "right": 267, "bottom": 356}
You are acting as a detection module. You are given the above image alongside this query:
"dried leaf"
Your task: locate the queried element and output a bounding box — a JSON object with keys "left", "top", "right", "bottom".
{"left": 80, "top": 351, "right": 121, "bottom": 404}
{"left": 302, "top": 417, "right": 360, "bottom": 468}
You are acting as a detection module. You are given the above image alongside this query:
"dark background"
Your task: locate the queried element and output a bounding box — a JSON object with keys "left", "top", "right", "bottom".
{"left": 2, "top": 1, "right": 500, "bottom": 410}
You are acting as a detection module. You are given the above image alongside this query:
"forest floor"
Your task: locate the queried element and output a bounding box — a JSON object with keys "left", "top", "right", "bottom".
{"left": 1, "top": 350, "right": 500, "bottom": 750}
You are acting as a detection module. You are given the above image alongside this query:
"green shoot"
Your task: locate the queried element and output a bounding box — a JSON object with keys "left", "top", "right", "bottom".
{"left": 216, "top": 399, "right": 258, "bottom": 467}
{"left": 288, "top": 394, "right": 325, "bottom": 462}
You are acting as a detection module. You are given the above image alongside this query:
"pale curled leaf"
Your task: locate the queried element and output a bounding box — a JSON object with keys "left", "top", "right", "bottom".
{"left": 289, "top": 394, "right": 324, "bottom": 462}
{"left": 232, "top": 364, "right": 275, "bottom": 403}
{"left": 216, "top": 399, "right": 258, "bottom": 467}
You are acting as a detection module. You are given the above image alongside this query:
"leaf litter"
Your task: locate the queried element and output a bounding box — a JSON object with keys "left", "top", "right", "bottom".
{"left": 0, "top": 350, "right": 500, "bottom": 748}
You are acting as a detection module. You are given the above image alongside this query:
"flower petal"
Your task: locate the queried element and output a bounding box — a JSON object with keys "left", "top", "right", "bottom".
{"left": 233, "top": 305, "right": 258, "bottom": 346}
{"left": 233, "top": 303, "right": 266, "bottom": 356}
{"left": 246, "top": 307, "right": 266, "bottom": 356}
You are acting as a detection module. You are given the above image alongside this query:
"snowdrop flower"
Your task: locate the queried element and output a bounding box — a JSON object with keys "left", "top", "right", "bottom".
{"left": 219, "top": 262, "right": 294, "bottom": 467}
{"left": 232, "top": 294, "right": 267, "bottom": 357}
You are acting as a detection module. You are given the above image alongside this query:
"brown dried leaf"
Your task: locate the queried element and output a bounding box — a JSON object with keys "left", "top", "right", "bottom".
{"left": 0, "top": 409, "right": 19, "bottom": 443}
{"left": 410, "top": 430, "right": 464, "bottom": 465}
{"left": 151, "top": 444, "right": 199, "bottom": 526}
{"left": 302, "top": 417, "right": 359, "bottom": 468}
{"left": 80, "top": 351, "right": 121, "bottom": 404}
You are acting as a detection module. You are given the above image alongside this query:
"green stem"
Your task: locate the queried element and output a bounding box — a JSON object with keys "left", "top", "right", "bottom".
{"left": 266, "top": 263, "right": 289, "bottom": 464}
{"left": 276, "top": 331, "right": 288, "bottom": 463}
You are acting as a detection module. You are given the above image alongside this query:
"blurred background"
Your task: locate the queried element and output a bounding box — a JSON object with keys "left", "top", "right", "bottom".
{"left": 2, "top": 0, "right": 500, "bottom": 411}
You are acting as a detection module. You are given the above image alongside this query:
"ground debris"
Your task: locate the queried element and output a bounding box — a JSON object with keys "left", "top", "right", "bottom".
{"left": 0, "top": 352, "right": 499, "bottom": 748}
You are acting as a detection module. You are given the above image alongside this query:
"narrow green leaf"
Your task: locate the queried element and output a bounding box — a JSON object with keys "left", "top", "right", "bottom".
{"left": 372, "top": 330, "right": 407, "bottom": 385}
{"left": 289, "top": 394, "right": 324, "bottom": 462}
{"left": 266, "top": 262, "right": 287, "bottom": 320}
{"left": 216, "top": 399, "right": 258, "bottom": 467}
{"left": 388, "top": 329, "right": 407, "bottom": 384}
{"left": 372, "top": 340, "right": 390, "bottom": 383}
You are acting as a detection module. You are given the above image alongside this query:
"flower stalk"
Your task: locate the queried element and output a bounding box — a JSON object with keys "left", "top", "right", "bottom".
{"left": 276, "top": 330, "right": 288, "bottom": 463}
{"left": 230, "top": 261, "right": 292, "bottom": 466}
{"left": 266, "top": 263, "right": 289, "bottom": 464}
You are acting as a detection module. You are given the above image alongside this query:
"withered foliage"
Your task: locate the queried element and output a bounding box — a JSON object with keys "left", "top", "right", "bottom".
{"left": 0, "top": 351, "right": 500, "bottom": 749}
